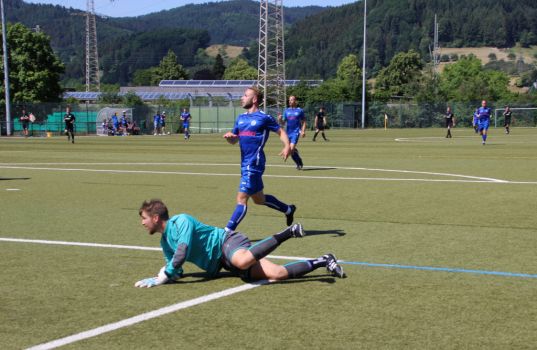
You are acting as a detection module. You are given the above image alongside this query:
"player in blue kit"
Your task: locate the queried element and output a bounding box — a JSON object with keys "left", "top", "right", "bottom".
{"left": 472, "top": 109, "right": 479, "bottom": 134}
{"left": 134, "top": 199, "right": 345, "bottom": 287}
{"left": 223, "top": 86, "right": 297, "bottom": 233}
{"left": 180, "top": 108, "right": 191, "bottom": 139}
{"left": 279, "top": 95, "right": 306, "bottom": 170}
{"left": 476, "top": 100, "right": 492, "bottom": 145}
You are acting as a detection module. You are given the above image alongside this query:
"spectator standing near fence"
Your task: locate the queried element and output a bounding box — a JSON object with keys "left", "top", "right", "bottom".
{"left": 64, "top": 106, "right": 76, "bottom": 144}
{"left": 313, "top": 106, "right": 329, "bottom": 141}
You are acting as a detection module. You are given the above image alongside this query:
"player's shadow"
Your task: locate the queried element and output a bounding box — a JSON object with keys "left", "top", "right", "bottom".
{"left": 268, "top": 276, "right": 339, "bottom": 285}
{"left": 300, "top": 167, "right": 336, "bottom": 171}
{"left": 249, "top": 229, "right": 345, "bottom": 243}
{"left": 172, "top": 271, "right": 238, "bottom": 284}
{"left": 0, "top": 177, "right": 30, "bottom": 181}
{"left": 304, "top": 229, "right": 346, "bottom": 237}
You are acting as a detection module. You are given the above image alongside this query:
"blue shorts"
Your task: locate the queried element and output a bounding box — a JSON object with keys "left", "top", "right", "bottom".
{"left": 478, "top": 120, "right": 489, "bottom": 131}
{"left": 183, "top": 122, "right": 189, "bottom": 129}
{"left": 238, "top": 171, "right": 264, "bottom": 195}
{"left": 288, "top": 132, "right": 300, "bottom": 145}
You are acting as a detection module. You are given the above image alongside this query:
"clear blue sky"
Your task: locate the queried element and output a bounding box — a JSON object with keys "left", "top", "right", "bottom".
{"left": 24, "top": 0, "right": 358, "bottom": 18}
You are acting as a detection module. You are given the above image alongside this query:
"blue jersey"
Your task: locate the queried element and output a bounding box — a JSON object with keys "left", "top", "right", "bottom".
{"left": 111, "top": 115, "right": 119, "bottom": 126}
{"left": 153, "top": 114, "right": 161, "bottom": 125}
{"left": 161, "top": 214, "right": 227, "bottom": 278}
{"left": 477, "top": 107, "right": 491, "bottom": 122}
{"left": 282, "top": 107, "right": 305, "bottom": 134}
{"left": 181, "top": 112, "right": 191, "bottom": 122}
{"left": 231, "top": 110, "right": 280, "bottom": 174}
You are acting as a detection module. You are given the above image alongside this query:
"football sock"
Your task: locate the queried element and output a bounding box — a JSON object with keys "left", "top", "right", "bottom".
{"left": 225, "top": 203, "right": 247, "bottom": 231}
{"left": 264, "top": 194, "right": 288, "bottom": 213}
{"left": 483, "top": 134, "right": 487, "bottom": 142}
{"left": 291, "top": 151, "right": 301, "bottom": 167}
{"left": 248, "top": 236, "right": 280, "bottom": 260}
{"left": 313, "top": 131, "right": 319, "bottom": 141}
{"left": 272, "top": 225, "right": 294, "bottom": 243}
{"left": 322, "top": 132, "right": 327, "bottom": 140}
{"left": 284, "top": 257, "right": 327, "bottom": 278}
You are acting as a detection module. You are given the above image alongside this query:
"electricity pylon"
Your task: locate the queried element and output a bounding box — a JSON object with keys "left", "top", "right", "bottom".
{"left": 257, "top": 0, "right": 286, "bottom": 115}
{"left": 85, "top": 0, "right": 100, "bottom": 92}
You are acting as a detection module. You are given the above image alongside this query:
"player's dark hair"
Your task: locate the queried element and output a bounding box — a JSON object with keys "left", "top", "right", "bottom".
{"left": 139, "top": 199, "right": 169, "bottom": 220}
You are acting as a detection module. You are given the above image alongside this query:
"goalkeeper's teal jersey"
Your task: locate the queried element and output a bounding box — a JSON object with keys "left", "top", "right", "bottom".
{"left": 161, "top": 214, "right": 227, "bottom": 277}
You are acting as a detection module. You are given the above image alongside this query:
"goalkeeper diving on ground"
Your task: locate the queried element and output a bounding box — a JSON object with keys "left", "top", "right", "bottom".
{"left": 135, "top": 199, "right": 345, "bottom": 288}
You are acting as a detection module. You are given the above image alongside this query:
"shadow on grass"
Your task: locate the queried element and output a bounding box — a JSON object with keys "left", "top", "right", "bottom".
{"left": 0, "top": 177, "right": 30, "bottom": 181}
{"left": 267, "top": 276, "right": 339, "bottom": 285}
{"left": 300, "top": 167, "right": 337, "bottom": 171}
{"left": 249, "top": 229, "right": 345, "bottom": 243}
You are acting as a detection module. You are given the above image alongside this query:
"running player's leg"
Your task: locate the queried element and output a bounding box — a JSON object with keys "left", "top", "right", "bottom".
{"left": 251, "top": 191, "right": 296, "bottom": 226}
{"left": 225, "top": 191, "right": 249, "bottom": 233}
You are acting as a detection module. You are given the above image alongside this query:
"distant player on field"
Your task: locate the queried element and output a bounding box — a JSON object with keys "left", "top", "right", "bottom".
{"left": 64, "top": 106, "right": 76, "bottom": 144}
{"left": 476, "top": 100, "right": 492, "bottom": 145}
{"left": 278, "top": 95, "right": 306, "bottom": 170}
{"left": 313, "top": 106, "right": 329, "bottom": 141}
{"left": 503, "top": 105, "right": 512, "bottom": 134}
{"left": 180, "top": 108, "right": 191, "bottom": 140}
{"left": 134, "top": 199, "right": 345, "bottom": 288}
{"left": 472, "top": 109, "right": 479, "bottom": 134}
{"left": 223, "top": 86, "right": 296, "bottom": 233}
{"left": 444, "top": 106, "right": 455, "bottom": 138}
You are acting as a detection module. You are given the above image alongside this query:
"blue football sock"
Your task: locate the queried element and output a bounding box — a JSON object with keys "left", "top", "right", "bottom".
{"left": 483, "top": 134, "right": 487, "bottom": 142}
{"left": 225, "top": 204, "right": 247, "bottom": 231}
{"left": 264, "top": 194, "right": 289, "bottom": 213}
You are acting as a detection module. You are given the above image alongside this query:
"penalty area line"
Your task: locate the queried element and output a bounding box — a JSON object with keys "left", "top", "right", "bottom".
{"left": 26, "top": 282, "right": 266, "bottom": 350}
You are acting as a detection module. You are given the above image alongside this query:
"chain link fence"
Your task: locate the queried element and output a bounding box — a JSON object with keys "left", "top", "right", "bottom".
{"left": 2, "top": 101, "right": 536, "bottom": 136}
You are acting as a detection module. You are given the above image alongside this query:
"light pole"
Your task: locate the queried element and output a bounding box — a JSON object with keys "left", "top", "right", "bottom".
{"left": 361, "top": 0, "right": 367, "bottom": 129}
{"left": 1, "top": 0, "right": 11, "bottom": 136}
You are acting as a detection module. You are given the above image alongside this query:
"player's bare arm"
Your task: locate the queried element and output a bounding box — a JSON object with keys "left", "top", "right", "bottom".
{"left": 224, "top": 132, "right": 239, "bottom": 145}
{"left": 276, "top": 129, "right": 291, "bottom": 160}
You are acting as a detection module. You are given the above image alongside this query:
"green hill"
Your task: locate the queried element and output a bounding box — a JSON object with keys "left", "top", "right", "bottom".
{"left": 286, "top": 0, "right": 537, "bottom": 79}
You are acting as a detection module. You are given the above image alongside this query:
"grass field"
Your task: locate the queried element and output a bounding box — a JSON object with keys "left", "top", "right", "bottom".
{"left": 1, "top": 127, "right": 537, "bottom": 349}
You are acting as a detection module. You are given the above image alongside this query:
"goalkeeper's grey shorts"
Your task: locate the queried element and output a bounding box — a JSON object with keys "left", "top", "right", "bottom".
{"left": 221, "top": 231, "right": 252, "bottom": 280}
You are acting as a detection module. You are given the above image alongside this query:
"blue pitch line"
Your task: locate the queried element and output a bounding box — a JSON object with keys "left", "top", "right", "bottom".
{"left": 339, "top": 260, "right": 537, "bottom": 279}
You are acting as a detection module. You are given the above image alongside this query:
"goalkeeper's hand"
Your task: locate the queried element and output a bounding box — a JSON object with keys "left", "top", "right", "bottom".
{"left": 134, "top": 266, "right": 180, "bottom": 288}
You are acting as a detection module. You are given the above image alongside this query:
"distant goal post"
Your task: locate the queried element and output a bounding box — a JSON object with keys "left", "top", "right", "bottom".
{"left": 494, "top": 107, "right": 537, "bottom": 128}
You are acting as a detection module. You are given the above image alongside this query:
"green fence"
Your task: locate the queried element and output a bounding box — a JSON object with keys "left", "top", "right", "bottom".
{"left": 2, "top": 101, "right": 537, "bottom": 136}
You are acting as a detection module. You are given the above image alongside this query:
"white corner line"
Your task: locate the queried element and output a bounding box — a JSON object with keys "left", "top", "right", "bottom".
{"left": 26, "top": 281, "right": 266, "bottom": 350}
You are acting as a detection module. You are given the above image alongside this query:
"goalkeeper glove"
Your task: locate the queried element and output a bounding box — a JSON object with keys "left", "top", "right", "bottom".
{"left": 134, "top": 266, "right": 181, "bottom": 288}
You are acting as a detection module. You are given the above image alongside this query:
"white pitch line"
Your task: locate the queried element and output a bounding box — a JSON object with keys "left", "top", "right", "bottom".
{"left": 26, "top": 282, "right": 266, "bottom": 350}
{"left": 0, "top": 164, "right": 514, "bottom": 184}
{"left": 0, "top": 161, "right": 505, "bottom": 181}
{"left": 0, "top": 237, "right": 311, "bottom": 261}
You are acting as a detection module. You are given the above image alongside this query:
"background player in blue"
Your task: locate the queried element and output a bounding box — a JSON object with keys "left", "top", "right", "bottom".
{"left": 223, "top": 86, "right": 296, "bottom": 233}
{"left": 476, "top": 100, "right": 492, "bottom": 145}
{"left": 278, "top": 95, "right": 306, "bottom": 170}
{"left": 153, "top": 112, "right": 161, "bottom": 135}
{"left": 472, "top": 109, "right": 479, "bottom": 133}
{"left": 134, "top": 199, "right": 344, "bottom": 287}
{"left": 180, "top": 108, "right": 191, "bottom": 139}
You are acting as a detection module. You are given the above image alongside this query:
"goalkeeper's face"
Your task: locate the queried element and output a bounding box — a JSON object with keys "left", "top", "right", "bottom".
{"left": 140, "top": 211, "right": 160, "bottom": 235}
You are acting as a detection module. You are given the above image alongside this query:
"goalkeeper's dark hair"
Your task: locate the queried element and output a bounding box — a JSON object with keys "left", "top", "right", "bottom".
{"left": 139, "top": 199, "right": 169, "bottom": 220}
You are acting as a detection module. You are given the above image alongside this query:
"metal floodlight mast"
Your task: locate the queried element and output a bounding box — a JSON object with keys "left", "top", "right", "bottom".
{"left": 257, "top": 0, "right": 286, "bottom": 115}
{"left": 1, "top": 0, "right": 11, "bottom": 135}
{"left": 86, "top": 0, "right": 100, "bottom": 92}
